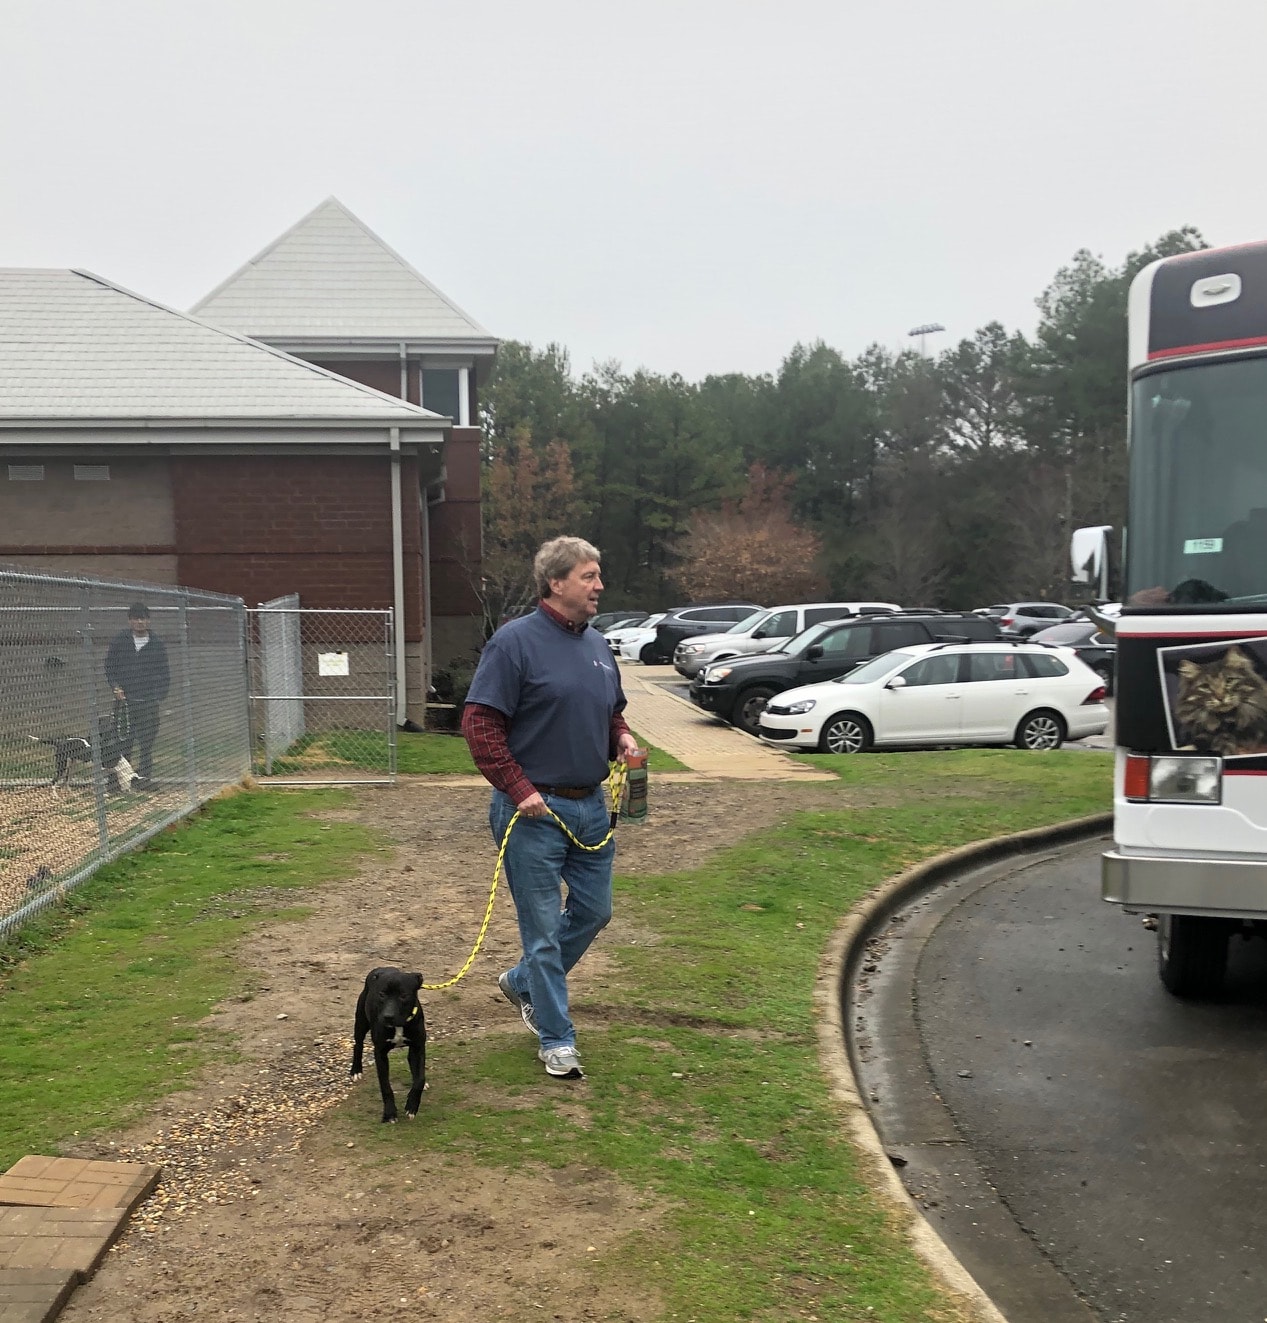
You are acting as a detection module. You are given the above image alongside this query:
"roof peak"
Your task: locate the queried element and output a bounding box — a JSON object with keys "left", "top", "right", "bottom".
{"left": 190, "top": 199, "right": 495, "bottom": 345}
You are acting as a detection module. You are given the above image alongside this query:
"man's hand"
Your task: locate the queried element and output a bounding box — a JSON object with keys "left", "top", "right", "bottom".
{"left": 616, "top": 732, "right": 640, "bottom": 761}
{"left": 517, "top": 791, "right": 548, "bottom": 819}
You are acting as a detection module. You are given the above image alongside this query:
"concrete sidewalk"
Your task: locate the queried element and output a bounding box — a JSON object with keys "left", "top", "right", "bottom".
{"left": 618, "top": 662, "right": 835, "bottom": 781}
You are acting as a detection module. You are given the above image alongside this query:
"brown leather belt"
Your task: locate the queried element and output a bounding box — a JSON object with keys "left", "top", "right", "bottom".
{"left": 533, "top": 784, "right": 598, "bottom": 800}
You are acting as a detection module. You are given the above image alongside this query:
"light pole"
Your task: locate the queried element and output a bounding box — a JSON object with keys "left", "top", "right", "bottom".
{"left": 908, "top": 322, "right": 945, "bottom": 358}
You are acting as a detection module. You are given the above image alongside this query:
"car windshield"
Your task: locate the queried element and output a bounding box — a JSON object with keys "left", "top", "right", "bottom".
{"left": 636, "top": 613, "right": 666, "bottom": 629}
{"left": 831, "top": 651, "right": 917, "bottom": 684}
{"left": 725, "top": 610, "right": 767, "bottom": 635}
{"left": 777, "top": 621, "right": 845, "bottom": 656}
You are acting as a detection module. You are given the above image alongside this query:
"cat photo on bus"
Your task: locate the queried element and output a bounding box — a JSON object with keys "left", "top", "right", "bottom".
{"left": 1157, "top": 637, "right": 1267, "bottom": 758}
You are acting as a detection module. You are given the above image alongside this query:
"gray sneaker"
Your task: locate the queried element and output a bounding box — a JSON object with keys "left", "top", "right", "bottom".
{"left": 538, "top": 1045, "right": 584, "bottom": 1079}
{"left": 497, "top": 971, "right": 538, "bottom": 1037}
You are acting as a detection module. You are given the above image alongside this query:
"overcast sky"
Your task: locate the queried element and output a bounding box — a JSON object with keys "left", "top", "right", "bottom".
{"left": 4, "top": 0, "right": 1266, "bottom": 381}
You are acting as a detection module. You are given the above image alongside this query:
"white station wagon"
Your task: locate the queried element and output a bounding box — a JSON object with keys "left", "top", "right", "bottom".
{"left": 757, "top": 641, "right": 1110, "bottom": 754}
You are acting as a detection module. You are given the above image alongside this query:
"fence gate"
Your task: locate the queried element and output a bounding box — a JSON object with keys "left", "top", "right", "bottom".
{"left": 247, "top": 599, "right": 396, "bottom": 785}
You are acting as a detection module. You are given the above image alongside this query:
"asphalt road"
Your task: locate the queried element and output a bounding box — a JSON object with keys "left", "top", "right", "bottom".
{"left": 853, "top": 838, "right": 1267, "bottom": 1323}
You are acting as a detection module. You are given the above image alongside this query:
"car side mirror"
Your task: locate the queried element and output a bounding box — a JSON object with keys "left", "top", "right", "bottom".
{"left": 806, "top": 644, "right": 824, "bottom": 660}
{"left": 752, "top": 629, "right": 769, "bottom": 639}
{"left": 885, "top": 675, "right": 908, "bottom": 690}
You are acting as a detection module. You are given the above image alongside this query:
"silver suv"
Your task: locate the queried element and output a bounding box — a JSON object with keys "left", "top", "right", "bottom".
{"left": 673, "top": 601, "right": 900, "bottom": 678}
{"left": 979, "top": 601, "right": 1075, "bottom": 638}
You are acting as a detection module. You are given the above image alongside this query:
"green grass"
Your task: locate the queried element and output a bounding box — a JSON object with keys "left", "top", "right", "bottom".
{"left": 0, "top": 750, "right": 1110, "bottom": 1320}
{"left": 0, "top": 790, "right": 378, "bottom": 1160}
{"left": 394, "top": 729, "right": 688, "bottom": 775}
{"left": 261, "top": 727, "right": 687, "bottom": 776}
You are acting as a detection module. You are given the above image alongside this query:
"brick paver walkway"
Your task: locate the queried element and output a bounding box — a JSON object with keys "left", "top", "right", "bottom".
{"left": 0, "top": 1157, "right": 158, "bottom": 1215}
{"left": 0, "top": 1158, "right": 159, "bottom": 1323}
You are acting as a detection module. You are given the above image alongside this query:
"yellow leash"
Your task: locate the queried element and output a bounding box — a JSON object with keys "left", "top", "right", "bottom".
{"left": 421, "top": 761, "right": 629, "bottom": 991}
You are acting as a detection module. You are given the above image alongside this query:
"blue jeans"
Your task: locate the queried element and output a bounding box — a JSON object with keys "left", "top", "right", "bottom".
{"left": 490, "top": 788, "right": 615, "bottom": 1051}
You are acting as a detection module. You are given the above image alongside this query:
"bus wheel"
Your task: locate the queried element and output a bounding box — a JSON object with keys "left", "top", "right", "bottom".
{"left": 1157, "top": 914, "right": 1231, "bottom": 998}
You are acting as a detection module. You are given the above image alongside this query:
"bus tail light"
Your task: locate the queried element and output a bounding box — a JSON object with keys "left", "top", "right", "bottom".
{"left": 1124, "top": 755, "right": 1151, "bottom": 800}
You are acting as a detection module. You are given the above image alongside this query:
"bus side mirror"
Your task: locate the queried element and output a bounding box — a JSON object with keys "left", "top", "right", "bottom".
{"left": 1071, "top": 525, "right": 1114, "bottom": 599}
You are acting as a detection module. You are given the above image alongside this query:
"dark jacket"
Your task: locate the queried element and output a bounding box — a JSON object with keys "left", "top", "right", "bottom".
{"left": 105, "top": 630, "right": 171, "bottom": 705}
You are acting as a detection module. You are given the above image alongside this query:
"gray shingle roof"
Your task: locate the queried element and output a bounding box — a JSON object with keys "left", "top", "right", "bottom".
{"left": 190, "top": 197, "right": 494, "bottom": 343}
{"left": 0, "top": 269, "right": 448, "bottom": 424}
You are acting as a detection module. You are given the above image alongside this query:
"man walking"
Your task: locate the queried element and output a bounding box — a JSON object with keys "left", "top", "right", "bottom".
{"left": 462, "top": 536, "right": 639, "bottom": 1080}
{"left": 105, "top": 602, "right": 170, "bottom": 789}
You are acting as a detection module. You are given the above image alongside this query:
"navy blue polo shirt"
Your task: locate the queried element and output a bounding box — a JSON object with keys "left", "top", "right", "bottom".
{"left": 466, "top": 606, "right": 627, "bottom": 787}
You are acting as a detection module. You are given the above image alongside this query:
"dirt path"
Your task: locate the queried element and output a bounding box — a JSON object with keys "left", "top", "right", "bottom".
{"left": 60, "top": 778, "right": 850, "bottom": 1322}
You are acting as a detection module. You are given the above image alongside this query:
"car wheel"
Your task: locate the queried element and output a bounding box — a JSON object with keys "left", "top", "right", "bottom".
{"left": 734, "top": 686, "right": 778, "bottom": 736}
{"left": 1157, "top": 914, "right": 1232, "bottom": 998}
{"left": 818, "top": 712, "right": 873, "bottom": 755}
{"left": 1014, "top": 709, "right": 1065, "bottom": 750}
{"left": 639, "top": 643, "right": 660, "bottom": 665}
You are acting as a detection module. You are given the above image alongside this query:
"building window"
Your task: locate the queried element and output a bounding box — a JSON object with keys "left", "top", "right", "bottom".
{"left": 7, "top": 464, "right": 44, "bottom": 481}
{"left": 73, "top": 464, "right": 110, "bottom": 481}
{"left": 421, "top": 368, "right": 461, "bottom": 421}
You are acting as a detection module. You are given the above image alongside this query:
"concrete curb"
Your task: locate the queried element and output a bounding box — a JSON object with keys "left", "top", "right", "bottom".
{"left": 813, "top": 811, "right": 1113, "bottom": 1323}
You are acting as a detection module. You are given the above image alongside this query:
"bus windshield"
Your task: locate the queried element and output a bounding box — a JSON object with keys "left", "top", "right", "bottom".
{"left": 1128, "top": 357, "right": 1267, "bottom": 606}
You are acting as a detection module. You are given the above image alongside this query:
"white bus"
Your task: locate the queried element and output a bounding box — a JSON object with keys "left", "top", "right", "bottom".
{"left": 1085, "top": 240, "right": 1267, "bottom": 997}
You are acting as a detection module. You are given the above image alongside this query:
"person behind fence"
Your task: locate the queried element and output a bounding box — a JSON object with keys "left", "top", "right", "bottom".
{"left": 461, "top": 535, "right": 638, "bottom": 1082}
{"left": 105, "top": 602, "right": 170, "bottom": 790}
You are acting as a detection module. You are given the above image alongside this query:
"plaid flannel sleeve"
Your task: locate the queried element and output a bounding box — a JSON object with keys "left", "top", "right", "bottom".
{"left": 460, "top": 703, "right": 536, "bottom": 805}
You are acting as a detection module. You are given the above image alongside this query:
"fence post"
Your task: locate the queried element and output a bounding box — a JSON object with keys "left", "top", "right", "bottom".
{"left": 178, "top": 596, "right": 199, "bottom": 807}
{"left": 243, "top": 608, "right": 258, "bottom": 779}
{"left": 77, "top": 586, "right": 110, "bottom": 854}
{"left": 387, "top": 608, "right": 398, "bottom": 777}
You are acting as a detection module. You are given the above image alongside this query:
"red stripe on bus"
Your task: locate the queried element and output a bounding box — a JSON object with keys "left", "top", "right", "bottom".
{"left": 1148, "top": 334, "right": 1267, "bottom": 360}
{"left": 1118, "top": 631, "right": 1267, "bottom": 639}
{"left": 1224, "top": 768, "right": 1267, "bottom": 777}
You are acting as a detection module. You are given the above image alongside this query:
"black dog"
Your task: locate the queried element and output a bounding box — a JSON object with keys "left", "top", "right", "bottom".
{"left": 350, "top": 967, "right": 427, "bottom": 1123}
{"left": 29, "top": 715, "right": 137, "bottom": 797}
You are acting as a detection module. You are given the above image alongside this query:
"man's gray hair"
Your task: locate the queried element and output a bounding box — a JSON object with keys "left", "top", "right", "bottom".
{"left": 534, "top": 536, "right": 601, "bottom": 597}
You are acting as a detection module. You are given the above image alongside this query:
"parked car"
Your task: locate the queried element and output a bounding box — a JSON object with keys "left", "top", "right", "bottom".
{"left": 673, "top": 601, "right": 902, "bottom": 678}
{"left": 591, "top": 610, "right": 649, "bottom": 633}
{"left": 1030, "top": 620, "right": 1116, "bottom": 694}
{"left": 616, "top": 623, "right": 666, "bottom": 662}
{"left": 607, "top": 612, "right": 667, "bottom": 654}
{"left": 619, "top": 610, "right": 756, "bottom": 664}
{"left": 648, "top": 603, "right": 764, "bottom": 664}
{"left": 757, "top": 641, "right": 1109, "bottom": 753}
{"left": 978, "top": 601, "right": 1076, "bottom": 638}
{"left": 690, "top": 613, "right": 1001, "bottom": 735}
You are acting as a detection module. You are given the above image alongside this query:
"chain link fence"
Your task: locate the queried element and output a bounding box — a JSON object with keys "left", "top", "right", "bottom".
{"left": 0, "top": 566, "right": 251, "bottom": 939}
{"left": 248, "top": 604, "right": 396, "bottom": 784}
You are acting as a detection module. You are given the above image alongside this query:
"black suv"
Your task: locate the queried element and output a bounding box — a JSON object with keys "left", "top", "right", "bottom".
{"left": 689, "top": 613, "right": 1002, "bottom": 734}
{"left": 648, "top": 602, "right": 763, "bottom": 664}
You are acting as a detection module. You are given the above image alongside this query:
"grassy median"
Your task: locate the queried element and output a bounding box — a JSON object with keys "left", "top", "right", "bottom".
{"left": 0, "top": 749, "right": 1109, "bottom": 1320}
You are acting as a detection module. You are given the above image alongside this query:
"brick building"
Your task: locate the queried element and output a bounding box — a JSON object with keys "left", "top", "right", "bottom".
{"left": 0, "top": 201, "right": 498, "bottom": 725}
